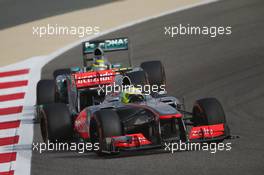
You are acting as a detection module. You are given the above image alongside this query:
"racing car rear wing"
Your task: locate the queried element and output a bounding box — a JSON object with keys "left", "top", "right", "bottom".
{"left": 73, "top": 67, "right": 134, "bottom": 89}
{"left": 83, "top": 38, "right": 128, "bottom": 54}
{"left": 82, "top": 37, "right": 132, "bottom": 67}
{"left": 74, "top": 69, "right": 115, "bottom": 88}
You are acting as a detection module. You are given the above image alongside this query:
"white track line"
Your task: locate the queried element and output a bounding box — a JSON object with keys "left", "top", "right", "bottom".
{"left": 12, "top": 64, "right": 40, "bottom": 175}
{"left": 0, "top": 87, "right": 27, "bottom": 96}
{"left": 0, "top": 73, "right": 28, "bottom": 174}
{"left": 0, "top": 99, "right": 25, "bottom": 108}
{"left": 0, "top": 75, "right": 28, "bottom": 83}
{"left": 0, "top": 128, "right": 17, "bottom": 138}
{"left": 0, "top": 162, "right": 13, "bottom": 172}
{"left": 0, "top": 114, "right": 20, "bottom": 123}
{"left": 0, "top": 109, "right": 34, "bottom": 123}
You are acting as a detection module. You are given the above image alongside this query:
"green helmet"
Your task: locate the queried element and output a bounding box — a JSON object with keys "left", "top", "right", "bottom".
{"left": 91, "top": 47, "right": 108, "bottom": 71}
{"left": 121, "top": 87, "right": 144, "bottom": 104}
{"left": 91, "top": 59, "right": 108, "bottom": 70}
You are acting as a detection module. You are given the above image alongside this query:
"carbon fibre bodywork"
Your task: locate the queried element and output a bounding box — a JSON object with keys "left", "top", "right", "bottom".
{"left": 73, "top": 93, "right": 229, "bottom": 154}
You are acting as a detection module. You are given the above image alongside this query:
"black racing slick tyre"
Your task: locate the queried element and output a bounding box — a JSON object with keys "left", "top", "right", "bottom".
{"left": 92, "top": 109, "right": 122, "bottom": 154}
{"left": 125, "top": 70, "right": 149, "bottom": 87}
{"left": 40, "top": 103, "right": 73, "bottom": 142}
{"left": 140, "top": 61, "right": 166, "bottom": 87}
{"left": 192, "top": 98, "right": 230, "bottom": 136}
{"left": 37, "top": 79, "right": 57, "bottom": 105}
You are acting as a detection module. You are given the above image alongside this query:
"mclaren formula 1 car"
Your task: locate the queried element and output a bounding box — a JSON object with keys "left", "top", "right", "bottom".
{"left": 38, "top": 61, "right": 230, "bottom": 155}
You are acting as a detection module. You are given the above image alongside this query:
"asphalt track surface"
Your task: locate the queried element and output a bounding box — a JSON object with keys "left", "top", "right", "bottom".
{"left": 0, "top": 0, "right": 115, "bottom": 29}
{"left": 34, "top": 0, "right": 264, "bottom": 174}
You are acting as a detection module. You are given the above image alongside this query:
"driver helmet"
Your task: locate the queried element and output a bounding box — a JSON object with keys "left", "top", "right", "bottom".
{"left": 121, "top": 87, "right": 145, "bottom": 104}
{"left": 91, "top": 47, "right": 109, "bottom": 71}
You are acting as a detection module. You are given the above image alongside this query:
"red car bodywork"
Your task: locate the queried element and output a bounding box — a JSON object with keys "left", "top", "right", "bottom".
{"left": 73, "top": 103, "right": 227, "bottom": 150}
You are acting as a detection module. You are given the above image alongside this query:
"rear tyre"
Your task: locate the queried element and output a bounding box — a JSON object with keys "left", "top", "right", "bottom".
{"left": 192, "top": 98, "right": 230, "bottom": 136}
{"left": 91, "top": 109, "right": 122, "bottom": 155}
{"left": 125, "top": 70, "right": 148, "bottom": 87}
{"left": 140, "top": 61, "right": 166, "bottom": 87}
{"left": 40, "top": 103, "right": 73, "bottom": 142}
{"left": 37, "top": 80, "right": 57, "bottom": 105}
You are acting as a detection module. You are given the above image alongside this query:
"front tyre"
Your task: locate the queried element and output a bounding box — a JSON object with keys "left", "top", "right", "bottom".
{"left": 40, "top": 103, "right": 73, "bottom": 142}
{"left": 91, "top": 109, "right": 122, "bottom": 155}
{"left": 192, "top": 97, "right": 230, "bottom": 137}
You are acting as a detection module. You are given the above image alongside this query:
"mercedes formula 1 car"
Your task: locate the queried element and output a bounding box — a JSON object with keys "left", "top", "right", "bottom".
{"left": 36, "top": 37, "right": 166, "bottom": 111}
